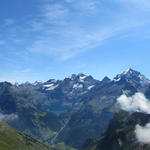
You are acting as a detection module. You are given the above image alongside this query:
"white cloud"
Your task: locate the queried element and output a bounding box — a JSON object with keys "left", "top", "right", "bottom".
{"left": 135, "top": 123, "right": 150, "bottom": 144}
{"left": 26, "top": 0, "right": 150, "bottom": 60}
{"left": 0, "top": 113, "right": 18, "bottom": 122}
{"left": 42, "top": 3, "right": 68, "bottom": 23}
{"left": 117, "top": 93, "right": 150, "bottom": 114}
{"left": 28, "top": 25, "right": 117, "bottom": 60}
{"left": 72, "top": 0, "right": 101, "bottom": 14}
{"left": 117, "top": 93, "right": 150, "bottom": 144}
{"left": 1, "top": 1, "right": 150, "bottom": 61}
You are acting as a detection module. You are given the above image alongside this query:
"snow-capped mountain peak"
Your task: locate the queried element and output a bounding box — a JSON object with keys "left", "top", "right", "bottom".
{"left": 67, "top": 74, "right": 77, "bottom": 80}
{"left": 34, "top": 80, "right": 44, "bottom": 85}
{"left": 113, "top": 68, "right": 150, "bottom": 88}
{"left": 122, "top": 68, "right": 142, "bottom": 76}
{"left": 123, "top": 68, "right": 134, "bottom": 74}
{"left": 67, "top": 73, "right": 87, "bottom": 82}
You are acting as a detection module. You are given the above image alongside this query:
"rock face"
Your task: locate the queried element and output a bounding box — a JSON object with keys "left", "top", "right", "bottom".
{"left": 0, "top": 68, "right": 150, "bottom": 149}
{"left": 113, "top": 68, "right": 150, "bottom": 90}
{"left": 82, "top": 111, "right": 150, "bottom": 150}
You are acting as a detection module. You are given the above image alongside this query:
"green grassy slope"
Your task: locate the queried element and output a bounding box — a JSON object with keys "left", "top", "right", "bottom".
{"left": 0, "top": 121, "right": 53, "bottom": 150}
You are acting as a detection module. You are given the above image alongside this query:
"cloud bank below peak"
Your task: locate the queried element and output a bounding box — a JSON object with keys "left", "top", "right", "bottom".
{"left": 117, "top": 93, "right": 150, "bottom": 114}
{"left": 117, "top": 92, "right": 150, "bottom": 144}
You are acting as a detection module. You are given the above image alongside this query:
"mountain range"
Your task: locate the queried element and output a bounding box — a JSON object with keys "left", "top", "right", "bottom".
{"left": 0, "top": 68, "right": 150, "bottom": 149}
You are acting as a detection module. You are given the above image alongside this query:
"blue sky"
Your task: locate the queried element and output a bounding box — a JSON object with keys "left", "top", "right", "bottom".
{"left": 0, "top": 0, "right": 150, "bottom": 83}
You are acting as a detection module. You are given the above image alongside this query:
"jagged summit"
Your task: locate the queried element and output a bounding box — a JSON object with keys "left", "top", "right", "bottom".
{"left": 122, "top": 68, "right": 140, "bottom": 75}
{"left": 66, "top": 73, "right": 95, "bottom": 83}
{"left": 78, "top": 73, "right": 86, "bottom": 77}
{"left": 101, "top": 76, "right": 110, "bottom": 82}
{"left": 67, "top": 73, "right": 87, "bottom": 80}
{"left": 34, "top": 80, "right": 44, "bottom": 85}
{"left": 113, "top": 68, "right": 150, "bottom": 88}
{"left": 116, "top": 68, "right": 139, "bottom": 76}
{"left": 12, "top": 69, "right": 150, "bottom": 91}
{"left": 114, "top": 68, "right": 148, "bottom": 79}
